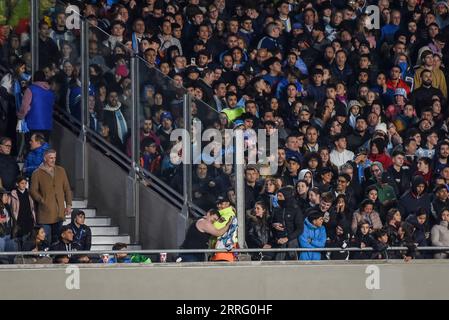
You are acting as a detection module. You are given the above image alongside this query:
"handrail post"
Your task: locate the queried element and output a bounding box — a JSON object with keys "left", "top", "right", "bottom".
{"left": 80, "top": 16, "right": 89, "bottom": 200}
{"left": 235, "top": 129, "right": 246, "bottom": 248}
{"left": 131, "top": 55, "right": 140, "bottom": 244}
{"left": 31, "top": 0, "right": 40, "bottom": 75}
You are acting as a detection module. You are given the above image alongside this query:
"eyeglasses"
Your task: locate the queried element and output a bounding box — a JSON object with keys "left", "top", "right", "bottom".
{"left": 1, "top": 144, "right": 12, "bottom": 148}
{"left": 337, "top": 179, "right": 347, "bottom": 183}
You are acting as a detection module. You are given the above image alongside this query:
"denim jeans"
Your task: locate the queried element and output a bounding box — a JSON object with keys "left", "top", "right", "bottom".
{"left": 42, "top": 221, "right": 63, "bottom": 245}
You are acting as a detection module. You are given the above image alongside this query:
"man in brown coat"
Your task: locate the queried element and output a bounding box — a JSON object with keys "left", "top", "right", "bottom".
{"left": 30, "top": 149, "right": 72, "bottom": 244}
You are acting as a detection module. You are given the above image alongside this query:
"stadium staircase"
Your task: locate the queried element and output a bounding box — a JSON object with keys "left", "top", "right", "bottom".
{"left": 72, "top": 199, "right": 141, "bottom": 251}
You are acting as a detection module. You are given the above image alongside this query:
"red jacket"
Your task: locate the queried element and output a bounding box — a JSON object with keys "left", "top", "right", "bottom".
{"left": 369, "top": 153, "right": 393, "bottom": 170}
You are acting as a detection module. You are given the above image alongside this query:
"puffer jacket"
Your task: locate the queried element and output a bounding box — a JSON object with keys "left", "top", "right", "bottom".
{"left": 246, "top": 211, "right": 273, "bottom": 249}
{"left": 23, "top": 142, "right": 50, "bottom": 178}
{"left": 298, "top": 218, "right": 327, "bottom": 261}
{"left": 431, "top": 220, "right": 449, "bottom": 247}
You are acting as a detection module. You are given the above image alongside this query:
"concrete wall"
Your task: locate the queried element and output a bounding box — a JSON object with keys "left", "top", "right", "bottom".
{"left": 1, "top": 260, "right": 448, "bottom": 299}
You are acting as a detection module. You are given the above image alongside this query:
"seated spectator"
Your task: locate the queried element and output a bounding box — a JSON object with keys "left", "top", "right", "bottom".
{"left": 371, "top": 228, "right": 390, "bottom": 259}
{"left": 299, "top": 210, "right": 326, "bottom": 261}
{"left": 50, "top": 225, "right": 89, "bottom": 264}
{"left": 67, "top": 210, "right": 92, "bottom": 251}
{"left": 23, "top": 132, "right": 49, "bottom": 179}
{"left": 108, "top": 242, "right": 131, "bottom": 263}
{"left": 17, "top": 226, "right": 51, "bottom": 264}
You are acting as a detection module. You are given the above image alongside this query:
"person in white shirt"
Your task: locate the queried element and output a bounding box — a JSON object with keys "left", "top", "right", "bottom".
{"left": 330, "top": 134, "right": 355, "bottom": 170}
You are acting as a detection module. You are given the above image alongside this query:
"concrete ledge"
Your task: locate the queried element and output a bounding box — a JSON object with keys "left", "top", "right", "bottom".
{"left": 0, "top": 260, "right": 448, "bottom": 299}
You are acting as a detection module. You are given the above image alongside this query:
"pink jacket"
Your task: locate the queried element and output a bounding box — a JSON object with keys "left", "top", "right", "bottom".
{"left": 9, "top": 190, "right": 36, "bottom": 223}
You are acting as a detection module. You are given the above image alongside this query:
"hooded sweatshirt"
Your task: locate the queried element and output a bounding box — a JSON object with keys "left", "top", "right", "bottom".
{"left": 271, "top": 187, "right": 304, "bottom": 241}
{"left": 399, "top": 176, "right": 432, "bottom": 218}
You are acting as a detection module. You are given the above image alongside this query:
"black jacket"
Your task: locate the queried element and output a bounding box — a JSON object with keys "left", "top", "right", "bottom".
{"left": 68, "top": 222, "right": 92, "bottom": 251}
{"left": 0, "top": 153, "right": 20, "bottom": 191}
{"left": 271, "top": 187, "right": 304, "bottom": 241}
{"left": 385, "top": 166, "right": 412, "bottom": 197}
{"left": 50, "top": 240, "right": 82, "bottom": 263}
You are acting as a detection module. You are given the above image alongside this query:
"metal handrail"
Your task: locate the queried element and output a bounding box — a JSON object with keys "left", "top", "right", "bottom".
{"left": 1, "top": 246, "right": 448, "bottom": 256}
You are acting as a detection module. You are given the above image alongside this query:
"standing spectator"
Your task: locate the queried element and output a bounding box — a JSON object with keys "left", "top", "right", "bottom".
{"left": 351, "top": 221, "right": 374, "bottom": 260}
{"left": 431, "top": 208, "right": 449, "bottom": 259}
{"left": 414, "top": 50, "right": 447, "bottom": 99}
{"left": 17, "top": 70, "right": 55, "bottom": 141}
{"left": 102, "top": 89, "right": 128, "bottom": 150}
{"left": 0, "top": 137, "right": 20, "bottom": 191}
{"left": 399, "top": 175, "right": 432, "bottom": 219}
{"left": 23, "top": 132, "right": 49, "bottom": 179}
{"left": 179, "top": 209, "right": 231, "bottom": 262}
{"left": 329, "top": 134, "right": 354, "bottom": 170}
{"left": 9, "top": 176, "right": 35, "bottom": 241}
{"left": 271, "top": 186, "right": 304, "bottom": 260}
{"left": 431, "top": 184, "right": 449, "bottom": 226}
{"left": 0, "top": 187, "right": 18, "bottom": 260}
{"left": 299, "top": 210, "right": 326, "bottom": 261}
{"left": 67, "top": 210, "right": 92, "bottom": 251}
{"left": 38, "top": 21, "right": 60, "bottom": 68}
{"left": 385, "top": 150, "right": 411, "bottom": 197}
{"left": 351, "top": 199, "right": 383, "bottom": 234}
{"left": 30, "top": 149, "right": 72, "bottom": 244}
{"left": 246, "top": 201, "right": 274, "bottom": 261}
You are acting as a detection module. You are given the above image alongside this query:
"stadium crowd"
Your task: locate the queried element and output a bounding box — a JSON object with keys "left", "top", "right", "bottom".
{"left": 1, "top": 0, "right": 449, "bottom": 262}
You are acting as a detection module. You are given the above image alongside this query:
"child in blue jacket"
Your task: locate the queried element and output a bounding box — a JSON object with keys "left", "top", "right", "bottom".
{"left": 299, "top": 210, "right": 327, "bottom": 260}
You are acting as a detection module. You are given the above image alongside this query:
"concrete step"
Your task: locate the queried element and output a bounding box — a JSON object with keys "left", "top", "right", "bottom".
{"left": 85, "top": 217, "right": 111, "bottom": 226}
{"left": 92, "top": 235, "right": 131, "bottom": 245}
{"left": 90, "top": 226, "right": 119, "bottom": 236}
{"left": 72, "top": 200, "right": 88, "bottom": 208}
{"left": 90, "top": 244, "right": 142, "bottom": 251}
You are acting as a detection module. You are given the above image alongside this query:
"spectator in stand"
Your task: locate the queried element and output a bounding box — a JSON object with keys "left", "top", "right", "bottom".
{"left": 23, "top": 132, "right": 49, "bottom": 179}
{"left": 50, "top": 225, "right": 88, "bottom": 264}
{"left": 271, "top": 186, "right": 304, "bottom": 260}
{"left": 0, "top": 137, "right": 20, "bottom": 191}
{"left": 431, "top": 208, "right": 449, "bottom": 259}
{"left": 67, "top": 210, "right": 92, "bottom": 251}
{"left": 17, "top": 70, "right": 55, "bottom": 142}
{"left": 351, "top": 199, "right": 383, "bottom": 234}
{"left": 246, "top": 201, "right": 274, "bottom": 261}
{"left": 30, "top": 149, "right": 72, "bottom": 245}
{"left": 298, "top": 210, "right": 326, "bottom": 261}
{"left": 9, "top": 176, "right": 35, "bottom": 242}
{"left": 399, "top": 175, "right": 432, "bottom": 219}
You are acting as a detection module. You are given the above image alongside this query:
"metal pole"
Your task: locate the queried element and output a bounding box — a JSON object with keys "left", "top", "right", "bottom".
{"left": 178, "top": 93, "right": 192, "bottom": 246}
{"left": 31, "top": 0, "right": 40, "bottom": 74}
{"left": 80, "top": 17, "right": 89, "bottom": 200}
{"left": 183, "top": 94, "right": 192, "bottom": 205}
{"left": 131, "top": 55, "right": 140, "bottom": 244}
{"left": 235, "top": 129, "right": 246, "bottom": 248}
